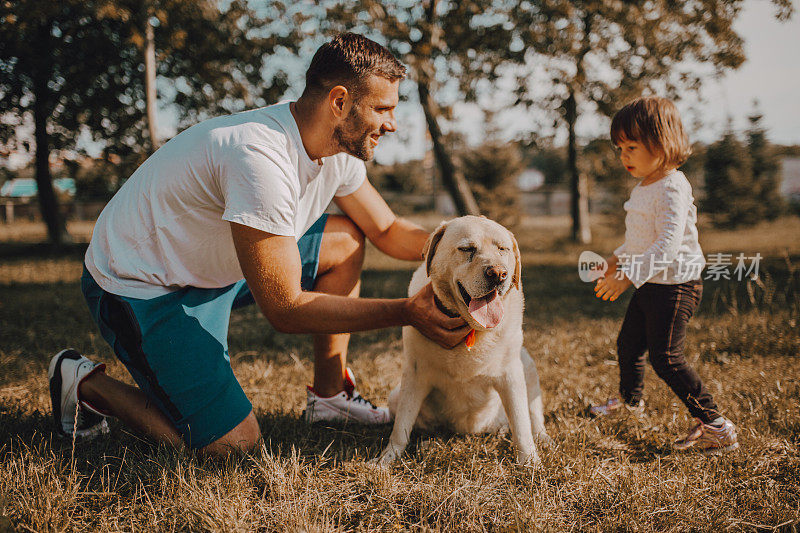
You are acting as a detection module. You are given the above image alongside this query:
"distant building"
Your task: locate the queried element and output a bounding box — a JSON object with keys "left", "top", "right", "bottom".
{"left": 781, "top": 156, "right": 800, "bottom": 202}
{"left": 0, "top": 178, "right": 76, "bottom": 199}
{"left": 517, "top": 168, "right": 545, "bottom": 192}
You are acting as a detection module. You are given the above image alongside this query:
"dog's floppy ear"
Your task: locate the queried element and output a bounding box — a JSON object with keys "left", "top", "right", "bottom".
{"left": 509, "top": 229, "right": 522, "bottom": 290}
{"left": 423, "top": 222, "right": 448, "bottom": 277}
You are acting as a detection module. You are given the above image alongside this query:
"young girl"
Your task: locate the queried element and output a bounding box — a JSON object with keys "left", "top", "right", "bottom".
{"left": 590, "top": 96, "right": 738, "bottom": 454}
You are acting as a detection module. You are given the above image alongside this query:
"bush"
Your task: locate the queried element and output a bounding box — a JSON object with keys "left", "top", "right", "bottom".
{"left": 462, "top": 142, "right": 523, "bottom": 229}
{"left": 526, "top": 145, "right": 567, "bottom": 186}
{"left": 367, "top": 160, "right": 430, "bottom": 195}
{"left": 703, "top": 110, "right": 784, "bottom": 228}
{"left": 704, "top": 131, "right": 759, "bottom": 227}
{"left": 747, "top": 111, "right": 784, "bottom": 220}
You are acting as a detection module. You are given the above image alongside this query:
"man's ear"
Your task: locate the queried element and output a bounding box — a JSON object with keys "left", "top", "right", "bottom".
{"left": 509, "top": 230, "right": 522, "bottom": 290}
{"left": 327, "top": 85, "right": 350, "bottom": 118}
{"left": 423, "top": 222, "right": 448, "bottom": 277}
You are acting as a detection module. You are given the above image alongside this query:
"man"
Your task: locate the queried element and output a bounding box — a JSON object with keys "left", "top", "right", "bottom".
{"left": 49, "top": 33, "right": 469, "bottom": 456}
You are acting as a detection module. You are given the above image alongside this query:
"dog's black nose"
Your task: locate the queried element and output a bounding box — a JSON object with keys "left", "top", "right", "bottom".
{"left": 485, "top": 265, "right": 507, "bottom": 284}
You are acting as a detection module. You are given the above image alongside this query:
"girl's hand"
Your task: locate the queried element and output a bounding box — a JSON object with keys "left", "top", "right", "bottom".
{"left": 594, "top": 273, "right": 632, "bottom": 301}
{"left": 605, "top": 255, "right": 619, "bottom": 273}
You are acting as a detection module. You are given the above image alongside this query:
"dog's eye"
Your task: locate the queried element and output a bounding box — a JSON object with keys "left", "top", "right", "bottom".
{"left": 458, "top": 246, "right": 476, "bottom": 253}
{"left": 497, "top": 246, "right": 508, "bottom": 252}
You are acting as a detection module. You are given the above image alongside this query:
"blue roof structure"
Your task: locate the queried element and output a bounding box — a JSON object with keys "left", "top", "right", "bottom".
{"left": 0, "top": 178, "right": 76, "bottom": 198}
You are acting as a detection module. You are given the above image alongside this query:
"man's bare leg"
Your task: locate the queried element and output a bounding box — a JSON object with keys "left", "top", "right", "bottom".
{"left": 79, "top": 373, "right": 183, "bottom": 446}
{"left": 75, "top": 214, "right": 364, "bottom": 450}
{"left": 78, "top": 373, "right": 260, "bottom": 455}
{"left": 311, "top": 215, "right": 365, "bottom": 397}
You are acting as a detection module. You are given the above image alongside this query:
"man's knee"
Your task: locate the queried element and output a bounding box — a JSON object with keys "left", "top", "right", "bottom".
{"left": 320, "top": 215, "right": 365, "bottom": 271}
{"left": 330, "top": 214, "right": 365, "bottom": 252}
{"left": 201, "top": 410, "right": 260, "bottom": 456}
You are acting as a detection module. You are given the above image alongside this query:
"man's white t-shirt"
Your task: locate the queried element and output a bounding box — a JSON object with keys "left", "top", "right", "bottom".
{"left": 85, "top": 102, "right": 366, "bottom": 299}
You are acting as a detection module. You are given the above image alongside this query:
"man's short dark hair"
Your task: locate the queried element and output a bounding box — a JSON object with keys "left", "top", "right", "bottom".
{"left": 302, "top": 33, "right": 406, "bottom": 100}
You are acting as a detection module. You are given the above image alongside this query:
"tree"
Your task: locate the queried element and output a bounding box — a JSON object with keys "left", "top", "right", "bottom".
{"left": 703, "top": 126, "right": 758, "bottom": 228}
{"left": 512, "top": 0, "right": 793, "bottom": 243}
{"left": 125, "top": 1, "right": 295, "bottom": 129}
{"left": 0, "top": 0, "right": 294, "bottom": 243}
{"left": 320, "top": 0, "right": 541, "bottom": 217}
{"left": 97, "top": 0, "right": 296, "bottom": 177}
{"left": 747, "top": 103, "right": 784, "bottom": 219}
{"left": 314, "top": 0, "right": 792, "bottom": 236}
{"left": 143, "top": 5, "right": 159, "bottom": 152}
{"left": 703, "top": 106, "right": 785, "bottom": 228}
{"left": 0, "top": 1, "right": 125, "bottom": 243}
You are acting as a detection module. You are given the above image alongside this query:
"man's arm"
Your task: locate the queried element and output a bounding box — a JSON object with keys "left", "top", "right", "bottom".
{"left": 230, "top": 222, "right": 469, "bottom": 346}
{"left": 334, "top": 181, "right": 428, "bottom": 261}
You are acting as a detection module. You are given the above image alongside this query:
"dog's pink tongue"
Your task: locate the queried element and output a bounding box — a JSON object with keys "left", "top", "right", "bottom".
{"left": 468, "top": 290, "right": 504, "bottom": 328}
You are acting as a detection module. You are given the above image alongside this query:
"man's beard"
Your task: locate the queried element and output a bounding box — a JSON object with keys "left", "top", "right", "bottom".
{"left": 333, "top": 105, "right": 376, "bottom": 161}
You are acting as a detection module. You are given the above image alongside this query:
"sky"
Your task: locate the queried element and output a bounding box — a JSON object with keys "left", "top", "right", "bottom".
{"left": 5, "top": 0, "right": 799, "bottom": 168}
{"left": 690, "top": 0, "right": 800, "bottom": 145}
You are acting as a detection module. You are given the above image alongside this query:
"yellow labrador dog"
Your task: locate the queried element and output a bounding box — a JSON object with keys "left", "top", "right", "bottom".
{"left": 376, "top": 216, "right": 549, "bottom": 467}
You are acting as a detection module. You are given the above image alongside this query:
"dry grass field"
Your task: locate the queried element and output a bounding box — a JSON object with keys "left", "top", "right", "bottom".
{"left": 0, "top": 215, "right": 799, "bottom": 532}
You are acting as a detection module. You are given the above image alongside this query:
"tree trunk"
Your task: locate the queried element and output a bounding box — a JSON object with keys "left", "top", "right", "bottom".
{"left": 415, "top": 0, "right": 479, "bottom": 217}
{"left": 32, "top": 44, "right": 69, "bottom": 245}
{"left": 144, "top": 8, "right": 159, "bottom": 152}
{"left": 565, "top": 92, "right": 591, "bottom": 244}
{"left": 418, "top": 81, "right": 480, "bottom": 216}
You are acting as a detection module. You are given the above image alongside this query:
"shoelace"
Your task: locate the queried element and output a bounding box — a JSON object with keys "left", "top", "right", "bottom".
{"left": 350, "top": 393, "right": 378, "bottom": 410}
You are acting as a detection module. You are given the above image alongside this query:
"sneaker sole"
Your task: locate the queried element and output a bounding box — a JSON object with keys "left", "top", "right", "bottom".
{"left": 303, "top": 405, "right": 390, "bottom": 426}
{"left": 303, "top": 404, "right": 358, "bottom": 425}
{"left": 674, "top": 441, "right": 739, "bottom": 454}
{"left": 48, "top": 349, "right": 82, "bottom": 438}
{"left": 74, "top": 418, "right": 110, "bottom": 439}
{"left": 589, "top": 407, "right": 644, "bottom": 418}
{"left": 701, "top": 442, "right": 740, "bottom": 455}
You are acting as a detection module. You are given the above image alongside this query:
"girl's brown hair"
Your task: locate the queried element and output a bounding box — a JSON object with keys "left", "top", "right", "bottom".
{"left": 610, "top": 97, "right": 692, "bottom": 167}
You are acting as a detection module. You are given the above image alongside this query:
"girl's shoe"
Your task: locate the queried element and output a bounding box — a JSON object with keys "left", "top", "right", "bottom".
{"left": 673, "top": 417, "right": 739, "bottom": 454}
{"left": 589, "top": 397, "right": 645, "bottom": 417}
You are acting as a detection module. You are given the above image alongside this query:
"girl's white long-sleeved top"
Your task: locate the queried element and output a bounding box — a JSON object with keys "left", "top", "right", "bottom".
{"left": 614, "top": 170, "right": 705, "bottom": 288}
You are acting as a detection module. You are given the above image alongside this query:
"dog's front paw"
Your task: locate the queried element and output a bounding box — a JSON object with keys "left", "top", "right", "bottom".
{"left": 371, "top": 445, "right": 403, "bottom": 466}
{"left": 516, "top": 450, "right": 542, "bottom": 468}
{"left": 534, "top": 431, "right": 555, "bottom": 448}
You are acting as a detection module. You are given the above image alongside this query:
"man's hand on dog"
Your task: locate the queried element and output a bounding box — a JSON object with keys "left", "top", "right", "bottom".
{"left": 404, "top": 283, "right": 471, "bottom": 348}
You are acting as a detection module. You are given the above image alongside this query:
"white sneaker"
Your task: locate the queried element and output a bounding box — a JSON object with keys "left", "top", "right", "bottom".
{"left": 302, "top": 368, "right": 391, "bottom": 425}
{"left": 673, "top": 417, "right": 739, "bottom": 454}
{"left": 589, "top": 397, "right": 645, "bottom": 417}
{"left": 48, "top": 349, "right": 110, "bottom": 439}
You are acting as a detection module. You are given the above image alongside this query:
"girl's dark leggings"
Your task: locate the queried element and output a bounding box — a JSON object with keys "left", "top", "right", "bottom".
{"left": 617, "top": 280, "right": 720, "bottom": 423}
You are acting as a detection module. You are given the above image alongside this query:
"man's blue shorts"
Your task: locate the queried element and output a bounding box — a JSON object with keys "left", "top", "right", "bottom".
{"left": 81, "top": 214, "right": 329, "bottom": 449}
